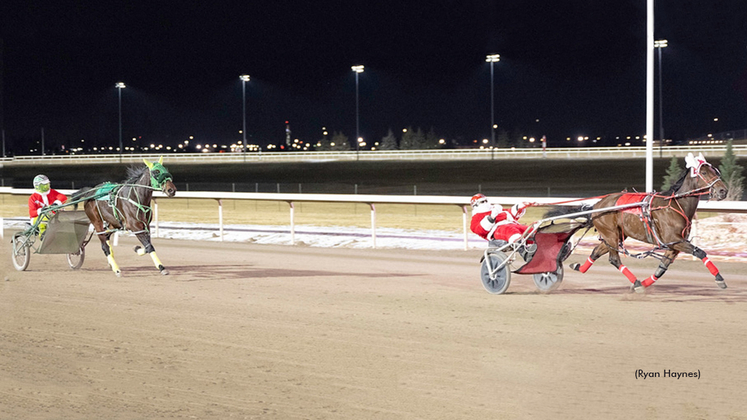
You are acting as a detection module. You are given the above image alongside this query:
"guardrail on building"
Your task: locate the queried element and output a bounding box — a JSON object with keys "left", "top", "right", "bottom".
{"left": 3, "top": 144, "right": 746, "bottom": 165}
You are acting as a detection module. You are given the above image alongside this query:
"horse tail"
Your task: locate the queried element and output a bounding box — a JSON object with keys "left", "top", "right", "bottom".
{"left": 543, "top": 204, "right": 594, "bottom": 226}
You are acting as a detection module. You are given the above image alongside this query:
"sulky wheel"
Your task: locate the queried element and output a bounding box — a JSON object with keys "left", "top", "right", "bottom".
{"left": 11, "top": 232, "right": 31, "bottom": 271}
{"left": 533, "top": 266, "right": 564, "bottom": 293}
{"left": 67, "top": 246, "right": 85, "bottom": 270}
{"left": 480, "top": 252, "right": 511, "bottom": 294}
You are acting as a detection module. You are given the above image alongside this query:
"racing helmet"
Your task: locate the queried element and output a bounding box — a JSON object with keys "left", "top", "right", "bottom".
{"left": 470, "top": 193, "right": 488, "bottom": 208}
{"left": 33, "top": 174, "right": 51, "bottom": 194}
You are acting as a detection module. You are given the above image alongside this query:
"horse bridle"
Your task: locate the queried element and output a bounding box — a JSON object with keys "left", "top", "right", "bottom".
{"left": 148, "top": 165, "right": 173, "bottom": 190}
{"left": 675, "top": 163, "right": 722, "bottom": 199}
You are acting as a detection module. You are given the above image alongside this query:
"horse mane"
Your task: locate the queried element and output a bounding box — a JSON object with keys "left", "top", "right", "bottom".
{"left": 125, "top": 164, "right": 149, "bottom": 184}
{"left": 661, "top": 169, "right": 688, "bottom": 195}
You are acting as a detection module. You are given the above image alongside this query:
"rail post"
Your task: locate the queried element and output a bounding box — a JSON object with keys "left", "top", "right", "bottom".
{"left": 369, "top": 203, "right": 376, "bottom": 248}
{"left": 462, "top": 205, "right": 469, "bottom": 251}
{"left": 153, "top": 198, "right": 159, "bottom": 238}
{"left": 288, "top": 201, "right": 295, "bottom": 245}
{"left": 217, "top": 199, "right": 224, "bottom": 241}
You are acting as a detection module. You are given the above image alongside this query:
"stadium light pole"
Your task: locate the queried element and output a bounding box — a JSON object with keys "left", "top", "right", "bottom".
{"left": 352, "top": 65, "right": 364, "bottom": 161}
{"left": 116, "top": 82, "right": 126, "bottom": 163}
{"left": 655, "top": 39, "right": 668, "bottom": 158}
{"left": 240, "top": 74, "right": 251, "bottom": 161}
{"left": 645, "top": 0, "right": 654, "bottom": 192}
{"left": 486, "top": 54, "right": 500, "bottom": 160}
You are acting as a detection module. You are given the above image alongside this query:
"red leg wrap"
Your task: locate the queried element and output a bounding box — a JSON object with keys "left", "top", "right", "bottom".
{"left": 579, "top": 257, "right": 595, "bottom": 273}
{"left": 619, "top": 265, "right": 637, "bottom": 283}
{"left": 702, "top": 257, "right": 719, "bottom": 276}
{"left": 642, "top": 275, "right": 657, "bottom": 287}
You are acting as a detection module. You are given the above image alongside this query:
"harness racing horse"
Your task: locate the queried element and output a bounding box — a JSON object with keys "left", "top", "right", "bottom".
{"left": 73, "top": 158, "right": 177, "bottom": 276}
{"left": 553, "top": 152, "right": 728, "bottom": 292}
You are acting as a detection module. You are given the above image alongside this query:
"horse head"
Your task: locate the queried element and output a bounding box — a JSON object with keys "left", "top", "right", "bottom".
{"left": 685, "top": 152, "right": 728, "bottom": 200}
{"left": 144, "top": 157, "right": 177, "bottom": 197}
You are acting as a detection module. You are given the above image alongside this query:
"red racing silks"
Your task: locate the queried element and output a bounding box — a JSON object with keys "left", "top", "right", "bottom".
{"left": 618, "top": 265, "right": 638, "bottom": 283}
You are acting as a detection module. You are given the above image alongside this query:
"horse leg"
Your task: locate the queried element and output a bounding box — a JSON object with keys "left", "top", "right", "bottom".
{"left": 99, "top": 232, "right": 122, "bottom": 277}
{"left": 569, "top": 242, "right": 609, "bottom": 273}
{"left": 86, "top": 200, "right": 122, "bottom": 277}
{"left": 640, "top": 250, "right": 679, "bottom": 288}
{"left": 670, "top": 241, "right": 726, "bottom": 289}
{"left": 134, "top": 232, "right": 169, "bottom": 275}
{"left": 604, "top": 247, "right": 643, "bottom": 292}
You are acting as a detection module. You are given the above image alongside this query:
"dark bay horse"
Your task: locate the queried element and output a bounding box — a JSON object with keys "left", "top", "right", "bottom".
{"left": 551, "top": 153, "right": 728, "bottom": 292}
{"left": 73, "top": 157, "right": 176, "bottom": 276}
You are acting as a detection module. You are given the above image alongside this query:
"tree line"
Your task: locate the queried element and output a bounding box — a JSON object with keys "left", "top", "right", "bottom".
{"left": 661, "top": 139, "right": 744, "bottom": 200}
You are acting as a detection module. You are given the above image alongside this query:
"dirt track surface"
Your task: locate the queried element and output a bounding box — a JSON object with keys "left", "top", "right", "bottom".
{"left": 2, "top": 236, "right": 747, "bottom": 419}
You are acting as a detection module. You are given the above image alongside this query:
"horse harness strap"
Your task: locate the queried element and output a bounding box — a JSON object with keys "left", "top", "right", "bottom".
{"left": 614, "top": 193, "right": 672, "bottom": 253}
{"left": 638, "top": 195, "right": 667, "bottom": 248}
{"left": 93, "top": 183, "right": 156, "bottom": 235}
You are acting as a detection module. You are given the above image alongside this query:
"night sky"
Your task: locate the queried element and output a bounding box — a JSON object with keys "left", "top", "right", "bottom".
{"left": 1, "top": 1, "right": 747, "bottom": 153}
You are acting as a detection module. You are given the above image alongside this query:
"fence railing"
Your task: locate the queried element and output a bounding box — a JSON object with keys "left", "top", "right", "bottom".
{"left": 3, "top": 144, "right": 746, "bottom": 165}
{"left": 3, "top": 187, "right": 746, "bottom": 250}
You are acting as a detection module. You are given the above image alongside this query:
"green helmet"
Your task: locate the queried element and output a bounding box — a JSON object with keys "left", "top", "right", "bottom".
{"left": 33, "top": 174, "right": 51, "bottom": 193}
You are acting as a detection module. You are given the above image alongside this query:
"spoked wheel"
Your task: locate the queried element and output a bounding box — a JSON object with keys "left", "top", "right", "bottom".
{"left": 67, "top": 247, "right": 85, "bottom": 270}
{"left": 533, "top": 266, "right": 564, "bottom": 293}
{"left": 480, "top": 252, "right": 511, "bottom": 294}
{"left": 11, "top": 233, "right": 31, "bottom": 271}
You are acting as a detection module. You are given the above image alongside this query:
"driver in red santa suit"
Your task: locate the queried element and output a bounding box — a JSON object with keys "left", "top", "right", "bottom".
{"left": 28, "top": 174, "right": 67, "bottom": 236}
{"left": 470, "top": 193, "right": 532, "bottom": 245}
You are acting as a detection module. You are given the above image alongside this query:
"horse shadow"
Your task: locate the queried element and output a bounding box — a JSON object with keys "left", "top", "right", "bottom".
{"left": 112, "top": 264, "right": 421, "bottom": 282}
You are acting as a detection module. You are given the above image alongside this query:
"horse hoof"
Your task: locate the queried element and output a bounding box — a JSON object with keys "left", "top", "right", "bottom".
{"left": 115, "top": 271, "right": 122, "bottom": 278}
{"left": 134, "top": 246, "right": 146, "bottom": 256}
{"left": 716, "top": 280, "right": 727, "bottom": 289}
{"left": 631, "top": 280, "right": 645, "bottom": 294}
{"left": 569, "top": 263, "right": 580, "bottom": 271}
{"left": 160, "top": 269, "right": 169, "bottom": 276}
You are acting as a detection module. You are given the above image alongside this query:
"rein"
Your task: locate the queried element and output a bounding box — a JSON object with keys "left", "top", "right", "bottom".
{"left": 94, "top": 180, "right": 163, "bottom": 235}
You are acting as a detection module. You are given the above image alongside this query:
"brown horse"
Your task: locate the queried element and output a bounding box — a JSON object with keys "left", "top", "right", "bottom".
{"left": 552, "top": 153, "right": 728, "bottom": 292}
{"left": 72, "top": 158, "right": 176, "bottom": 276}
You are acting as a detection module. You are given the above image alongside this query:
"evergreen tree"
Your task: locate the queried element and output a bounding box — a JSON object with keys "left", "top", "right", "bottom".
{"left": 379, "top": 128, "right": 398, "bottom": 150}
{"left": 400, "top": 127, "right": 415, "bottom": 150}
{"left": 315, "top": 134, "right": 331, "bottom": 151}
{"left": 496, "top": 129, "right": 510, "bottom": 148}
{"left": 719, "top": 139, "right": 745, "bottom": 200}
{"left": 661, "top": 157, "right": 682, "bottom": 191}
{"left": 412, "top": 127, "right": 426, "bottom": 149}
{"left": 330, "top": 131, "right": 350, "bottom": 151}
{"left": 425, "top": 127, "right": 440, "bottom": 149}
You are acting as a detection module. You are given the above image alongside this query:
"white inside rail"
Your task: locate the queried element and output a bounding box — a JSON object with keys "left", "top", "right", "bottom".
{"left": 4, "top": 188, "right": 747, "bottom": 250}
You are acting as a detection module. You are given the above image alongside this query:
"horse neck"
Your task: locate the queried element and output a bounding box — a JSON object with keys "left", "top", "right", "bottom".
{"left": 673, "top": 174, "right": 703, "bottom": 217}
{"left": 123, "top": 172, "right": 154, "bottom": 202}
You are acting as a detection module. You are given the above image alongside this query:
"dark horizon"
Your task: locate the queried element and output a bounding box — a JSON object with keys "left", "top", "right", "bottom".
{"left": 2, "top": 1, "right": 747, "bottom": 154}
